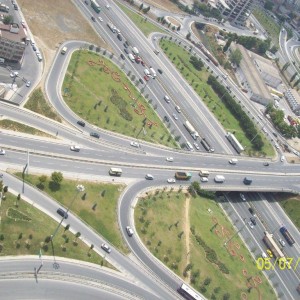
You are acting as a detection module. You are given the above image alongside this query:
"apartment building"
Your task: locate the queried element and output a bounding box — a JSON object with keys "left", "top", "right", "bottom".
{"left": 0, "top": 23, "right": 26, "bottom": 63}
{"left": 215, "top": 0, "right": 256, "bottom": 27}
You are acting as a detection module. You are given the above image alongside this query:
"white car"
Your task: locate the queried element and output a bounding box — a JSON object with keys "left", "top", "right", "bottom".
{"left": 26, "top": 81, "right": 31, "bottom": 87}
{"left": 130, "top": 141, "right": 140, "bottom": 148}
{"left": 240, "top": 193, "right": 246, "bottom": 201}
{"left": 70, "top": 145, "right": 80, "bottom": 152}
{"left": 248, "top": 221, "right": 254, "bottom": 229}
{"left": 280, "top": 155, "right": 285, "bottom": 162}
{"left": 275, "top": 144, "right": 279, "bottom": 149}
{"left": 126, "top": 226, "right": 134, "bottom": 237}
{"left": 200, "top": 177, "right": 208, "bottom": 182}
{"left": 0, "top": 149, "right": 5, "bottom": 155}
{"left": 98, "top": 17, "right": 103, "bottom": 22}
{"left": 166, "top": 157, "right": 174, "bottom": 162}
{"left": 279, "top": 239, "right": 285, "bottom": 247}
{"left": 145, "top": 174, "right": 154, "bottom": 180}
{"left": 172, "top": 113, "right": 178, "bottom": 120}
{"left": 106, "top": 4, "right": 110, "bottom": 9}
{"left": 193, "top": 142, "right": 200, "bottom": 150}
{"left": 164, "top": 95, "right": 170, "bottom": 103}
{"left": 101, "top": 243, "right": 111, "bottom": 253}
{"left": 167, "top": 178, "right": 176, "bottom": 183}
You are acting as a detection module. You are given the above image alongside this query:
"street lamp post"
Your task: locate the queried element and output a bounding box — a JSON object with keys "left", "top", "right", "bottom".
{"left": 50, "top": 184, "right": 85, "bottom": 241}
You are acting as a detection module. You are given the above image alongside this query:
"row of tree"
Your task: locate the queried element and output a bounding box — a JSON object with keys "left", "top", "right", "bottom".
{"left": 207, "top": 75, "right": 264, "bottom": 150}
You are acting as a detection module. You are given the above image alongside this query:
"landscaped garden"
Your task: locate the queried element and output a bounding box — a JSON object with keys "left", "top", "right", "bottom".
{"left": 62, "top": 50, "right": 177, "bottom": 148}
{"left": 16, "top": 172, "right": 128, "bottom": 253}
{"left": 135, "top": 186, "right": 276, "bottom": 299}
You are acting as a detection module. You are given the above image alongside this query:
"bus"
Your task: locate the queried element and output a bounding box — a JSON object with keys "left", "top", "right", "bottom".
{"left": 109, "top": 168, "right": 122, "bottom": 176}
{"left": 178, "top": 283, "right": 204, "bottom": 300}
{"left": 91, "top": 0, "right": 101, "bottom": 13}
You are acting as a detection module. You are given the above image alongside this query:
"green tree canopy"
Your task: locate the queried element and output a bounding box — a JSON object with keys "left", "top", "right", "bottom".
{"left": 229, "top": 49, "right": 242, "bottom": 66}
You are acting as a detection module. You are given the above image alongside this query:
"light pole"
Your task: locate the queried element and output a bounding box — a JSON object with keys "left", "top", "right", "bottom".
{"left": 224, "top": 217, "right": 247, "bottom": 247}
{"left": 50, "top": 184, "right": 85, "bottom": 241}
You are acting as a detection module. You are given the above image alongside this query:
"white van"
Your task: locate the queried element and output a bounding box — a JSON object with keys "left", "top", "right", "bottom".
{"left": 149, "top": 67, "right": 156, "bottom": 78}
{"left": 128, "top": 53, "right": 135, "bottom": 62}
{"left": 132, "top": 47, "right": 139, "bottom": 55}
{"left": 144, "top": 68, "right": 150, "bottom": 76}
{"left": 214, "top": 175, "right": 225, "bottom": 183}
{"left": 229, "top": 158, "right": 238, "bottom": 165}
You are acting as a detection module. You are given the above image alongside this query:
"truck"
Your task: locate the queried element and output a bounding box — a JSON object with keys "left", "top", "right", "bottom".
{"left": 201, "top": 138, "right": 214, "bottom": 152}
{"left": 175, "top": 172, "right": 192, "bottom": 180}
{"left": 61, "top": 47, "right": 67, "bottom": 55}
{"left": 280, "top": 226, "right": 295, "bottom": 246}
{"left": 184, "top": 121, "right": 199, "bottom": 140}
{"left": 90, "top": 0, "right": 101, "bottom": 13}
{"left": 214, "top": 175, "right": 225, "bottom": 183}
{"left": 195, "top": 42, "right": 219, "bottom": 66}
{"left": 226, "top": 132, "right": 244, "bottom": 154}
{"left": 263, "top": 231, "right": 285, "bottom": 259}
{"left": 107, "top": 22, "right": 116, "bottom": 33}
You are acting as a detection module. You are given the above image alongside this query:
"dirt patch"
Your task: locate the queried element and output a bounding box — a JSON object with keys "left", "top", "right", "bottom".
{"left": 166, "top": 16, "right": 181, "bottom": 27}
{"left": 20, "top": 0, "right": 107, "bottom": 91}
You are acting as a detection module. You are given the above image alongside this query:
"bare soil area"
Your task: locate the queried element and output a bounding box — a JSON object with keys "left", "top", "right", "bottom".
{"left": 144, "top": 0, "right": 186, "bottom": 14}
{"left": 20, "top": 0, "right": 106, "bottom": 88}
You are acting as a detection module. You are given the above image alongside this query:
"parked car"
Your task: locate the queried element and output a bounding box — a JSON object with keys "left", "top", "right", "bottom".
{"left": 167, "top": 178, "right": 176, "bottom": 183}
{"left": 145, "top": 174, "right": 154, "bottom": 180}
{"left": 101, "top": 243, "right": 111, "bottom": 253}
{"left": 90, "top": 132, "right": 100, "bottom": 139}
{"left": 77, "top": 120, "right": 85, "bottom": 127}
{"left": 130, "top": 141, "right": 139, "bottom": 148}
{"left": 126, "top": 226, "right": 134, "bottom": 237}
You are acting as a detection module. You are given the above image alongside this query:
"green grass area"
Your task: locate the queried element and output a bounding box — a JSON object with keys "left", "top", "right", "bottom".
{"left": 0, "top": 192, "right": 108, "bottom": 266}
{"left": 253, "top": 9, "right": 280, "bottom": 46}
{"left": 0, "top": 119, "right": 53, "bottom": 138}
{"left": 279, "top": 196, "right": 300, "bottom": 230}
{"left": 116, "top": 2, "right": 165, "bottom": 37}
{"left": 16, "top": 173, "right": 128, "bottom": 253}
{"left": 62, "top": 50, "right": 177, "bottom": 148}
{"left": 135, "top": 188, "right": 276, "bottom": 299}
{"left": 24, "top": 88, "right": 62, "bottom": 122}
{"left": 160, "top": 38, "right": 274, "bottom": 157}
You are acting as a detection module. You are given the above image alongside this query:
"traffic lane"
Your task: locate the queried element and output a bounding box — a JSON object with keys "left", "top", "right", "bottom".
{"left": 119, "top": 180, "right": 183, "bottom": 293}
{"left": 2, "top": 174, "right": 175, "bottom": 300}
{"left": 0, "top": 258, "right": 160, "bottom": 300}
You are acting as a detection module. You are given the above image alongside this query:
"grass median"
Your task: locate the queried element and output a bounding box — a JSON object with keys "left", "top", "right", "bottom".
{"left": 159, "top": 38, "right": 274, "bottom": 157}
{"left": 16, "top": 173, "right": 128, "bottom": 254}
{"left": 0, "top": 192, "right": 109, "bottom": 266}
{"left": 135, "top": 188, "right": 276, "bottom": 299}
{"left": 62, "top": 50, "right": 177, "bottom": 148}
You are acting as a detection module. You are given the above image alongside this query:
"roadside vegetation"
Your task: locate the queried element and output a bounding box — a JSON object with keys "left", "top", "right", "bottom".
{"left": 135, "top": 185, "right": 276, "bottom": 299}
{"left": 62, "top": 50, "right": 177, "bottom": 148}
{"left": 0, "top": 119, "right": 53, "bottom": 137}
{"left": 116, "top": 2, "right": 165, "bottom": 37}
{"left": 0, "top": 188, "right": 107, "bottom": 266}
{"left": 15, "top": 172, "right": 128, "bottom": 253}
{"left": 277, "top": 193, "right": 300, "bottom": 230}
{"left": 159, "top": 38, "right": 274, "bottom": 157}
{"left": 24, "top": 88, "right": 62, "bottom": 122}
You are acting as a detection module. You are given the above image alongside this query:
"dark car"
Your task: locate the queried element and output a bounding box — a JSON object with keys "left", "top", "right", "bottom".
{"left": 90, "top": 132, "right": 100, "bottom": 139}
{"left": 164, "top": 116, "right": 169, "bottom": 122}
{"left": 248, "top": 207, "right": 256, "bottom": 215}
{"left": 84, "top": 0, "right": 88, "bottom": 4}
{"left": 77, "top": 120, "right": 86, "bottom": 127}
{"left": 139, "top": 78, "right": 144, "bottom": 84}
{"left": 91, "top": 16, "right": 96, "bottom": 22}
{"left": 123, "top": 42, "right": 128, "bottom": 48}
{"left": 263, "top": 162, "right": 269, "bottom": 166}
{"left": 124, "top": 48, "right": 129, "bottom": 54}
{"left": 120, "top": 53, "right": 125, "bottom": 60}
{"left": 117, "top": 34, "right": 122, "bottom": 41}
{"left": 250, "top": 217, "right": 256, "bottom": 225}
{"left": 57, "top": 208, "right": 68, "bottom": 219}
{"left": 157, "top": 69, "right": 163, "bottom": 74}
{"left": 243, "top": 177, "right": 252, "bottom": 185}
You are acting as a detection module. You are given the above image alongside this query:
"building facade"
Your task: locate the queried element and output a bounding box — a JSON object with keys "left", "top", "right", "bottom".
{"left": 0, "top": 23, "right": 26, "bottom": 63}
{"left": 216, "top": 0, "right": 256, "bottom": 27}
{"left": 285, "top": 89, "right": 300, "bottom": 116}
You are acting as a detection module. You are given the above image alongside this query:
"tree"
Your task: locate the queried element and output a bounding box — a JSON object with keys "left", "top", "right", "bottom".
{"left": 143, "top": 6, "right": 150, "bottom": 14}
{"left": 3, "top": 15, "right": 13, "bottom": 25}
{"left": 74, "top": 232, "right": 81, "bottom": 243}
{"left": 139, "top": 3, "right": 143, "bottom": 10}
{"left": 264, "top": 1, "right": 274, "bottom": 11}
{"left": 38, "top": 175, "right": 47, "bottom": 189}
{"left": 229, "top": 49, "right": 242, "bottom": 66}
{"left": 64, "top": 224, "right": 70, "bottom": 232}
{"left": 51, "top": 171, "right": 63, "bottom": 186}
